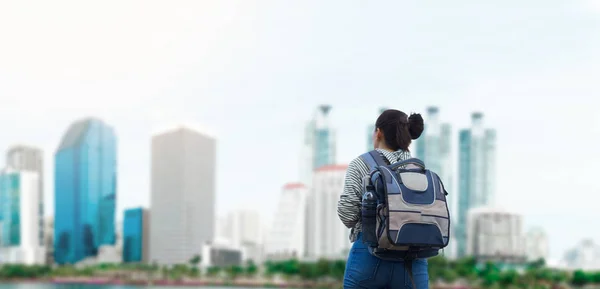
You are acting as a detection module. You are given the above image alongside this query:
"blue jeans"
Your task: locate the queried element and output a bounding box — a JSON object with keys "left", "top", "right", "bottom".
{"left": 343, "top": 234, "right": 429, "bottom": 289}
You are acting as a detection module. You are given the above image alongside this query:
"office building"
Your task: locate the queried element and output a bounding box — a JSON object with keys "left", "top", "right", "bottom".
{"left": 306, "top": 165, "right": 351, "bottom": 259}
{"left": 201, "top": 241, "right": 242, "bottom": 268}
{"left": 562, "top": 240, "right": 600, "bottom": 271}
{"left": 220, "top": 209, "right": 263, "bottom": 263}
{"left": 226, "top": 209, "right": 262, "bottom": 248}
{"left": 414, "top": 107, "right": 452, "bottom": 185}
{"left": 5, "top": 145, "right": 44, "bottom": 247}
{"left": 0, "top": 169, "right": 45, "bottom": 264}
{"left": 54, "top": 118, "right": 117, "bottom": 265}
{"left": 266, "top": 183, "right": 307, "bottom": 260}
{"left": 149, "top": 125, "right": 216, "bottom": 265}
{"left": 300, "top": 105, "right": 336, "bottom": 186}
{"left": 366, "top": 107, "right": 389, "bottom": 150}
{"left": 413, "top": 107, "right": 454, "bottom": 257}
{"left": 456, "top": 112, "right": 496, "bottom": 258}
{"left": 525, "top": 227, "right": 549, "bottom": 262}
{"left": 123, "top": 207, "right": 149, "bottom": 263}
{"left": 466, "top": 207, "right": 525, "bottom": 264}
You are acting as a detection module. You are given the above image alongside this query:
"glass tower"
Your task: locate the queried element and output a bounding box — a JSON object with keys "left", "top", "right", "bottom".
{"left": 456, "top": 112, "right": 496, "bottom": 258}
{"left": 1, "top": 172, "right": 21, "bottom": 246}
{"left": 123, "top": 208, "right": 144, "bottom": 263}
{"left": 5, "top": 145, "right": 44, "bottom": 247}
{"left": 54, "top": 118, "right": 117, "bottom": 265}
{"left": 413, "top": 107, "right": 454, "bottom": 257}
{"left": 300, "top": 105, "right": 336, "bottom": 186}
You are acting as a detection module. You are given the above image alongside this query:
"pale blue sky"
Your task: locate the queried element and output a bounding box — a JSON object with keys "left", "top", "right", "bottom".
{"left": 0, "top": 0, "right": 599, "bottom": 261}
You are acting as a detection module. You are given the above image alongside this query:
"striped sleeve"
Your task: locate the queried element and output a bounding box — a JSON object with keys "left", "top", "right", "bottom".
{"left": 337, "top": 157, "right": 370, "bottom": 229}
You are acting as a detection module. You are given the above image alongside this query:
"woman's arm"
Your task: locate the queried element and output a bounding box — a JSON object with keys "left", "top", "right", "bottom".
{"left": 337, "top": 158, "right": 368, "bottom": 228}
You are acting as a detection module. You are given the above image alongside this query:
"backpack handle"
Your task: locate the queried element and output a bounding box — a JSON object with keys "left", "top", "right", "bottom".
{"left": 390, "top": 158, "right": 425, "bottom": 169}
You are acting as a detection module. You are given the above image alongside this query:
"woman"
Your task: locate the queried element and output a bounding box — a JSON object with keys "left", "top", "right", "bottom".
{"left": 337, "top": 109, "right": 429, "bottom": 289}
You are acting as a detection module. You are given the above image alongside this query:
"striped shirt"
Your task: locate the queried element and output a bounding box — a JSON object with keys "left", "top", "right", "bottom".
{"left": 337, "top": 148, "right": 411, "bottom": 243}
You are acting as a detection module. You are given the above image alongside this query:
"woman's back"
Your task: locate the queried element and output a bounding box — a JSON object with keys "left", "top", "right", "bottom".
{"left": 337, "top": 109, "right": 429, "bottom": 289}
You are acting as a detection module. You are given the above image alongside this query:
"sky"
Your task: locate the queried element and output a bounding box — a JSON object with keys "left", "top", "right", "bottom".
{"left": 0, "top": 0, "right": 599, "bottom": 261}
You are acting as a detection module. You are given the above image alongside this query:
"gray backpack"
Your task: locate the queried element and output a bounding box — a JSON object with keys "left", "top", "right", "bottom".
{"left": 360, "top": 150, "right": 451, "bottom": 283}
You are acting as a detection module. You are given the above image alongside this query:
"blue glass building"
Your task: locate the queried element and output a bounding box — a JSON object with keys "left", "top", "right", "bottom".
{"left": 123, "top": 207, "right": 147, "bottom": 263}
{"left": 413, "top": 107, "right": 454, "bottom": 257}
{"left": 1, "top": 172, "right": 21, "bottom": 246}
{"left": 54, "top": 118, "right": 117, "bottom": 265}
{"left": 456, "top": 112, "right": 496, "bottom": 258}
{"left": 301, "top": 105, "right": 336, "bottom": 186}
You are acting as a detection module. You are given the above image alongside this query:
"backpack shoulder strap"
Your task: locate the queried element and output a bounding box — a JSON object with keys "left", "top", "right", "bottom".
{"left": 359, "top": 150, "right": 389, "bottom": 171}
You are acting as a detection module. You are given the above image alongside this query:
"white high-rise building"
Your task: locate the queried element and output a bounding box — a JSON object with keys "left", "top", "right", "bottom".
{"left": 5, "top": 145, "right": 44, "bottom": 247}
{"left": 467, "top": 206, "right": 525, "bottom": 264}
{"left": 266, "top": 183, "right": 307, "bottom": 260}
{"left": 0, "top": 169, "right": 45, "bottom": 265}
{"left": 525, "top": 227, "right": 549, "bottom": 262}
{"left": 300, "top": 105, "right": 336, "bottom": 187}
{"left": 562, "top": 240, "right": 600, "bottom": 270}
{"left": 306, "top": 165, "right": 351, "bottom": 259}
{"left": 215, "top": 216, "right": 230, "bottom": 241}
{"left": 149, "top": 126, "right": 216, "bottom": 265}
{"left": 226, "top": 209, "right": 262, "bottom": 247}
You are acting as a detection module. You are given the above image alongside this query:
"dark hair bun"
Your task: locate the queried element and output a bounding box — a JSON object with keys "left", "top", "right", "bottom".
{"left": 408, "top": 113, "right": 424, "bottom": 140}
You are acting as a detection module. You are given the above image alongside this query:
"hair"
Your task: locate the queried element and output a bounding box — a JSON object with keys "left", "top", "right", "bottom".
{"left": 375, "top": 109, "right": 424, "bottom": 151}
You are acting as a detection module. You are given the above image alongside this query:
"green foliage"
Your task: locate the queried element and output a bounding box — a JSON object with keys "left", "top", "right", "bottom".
{"left": 0, "top": 264, "right": 52, "bottom": 279}
{"left": 189, "top": 255, "right": 201, "bottom": 267}
{"left": 572, "top": 270, "right": 589, "bottom": 286}
{"left": 3, "top": 253, "right": 600, "bottom": 289}
{"left": 226, "top": 265, "right": 243, "bottom": 279}
{"left": 206, "top": 266, "right": 221, "bottom": 277}
{"left": 245, "top": 260, "right": 258, "bottom": 277}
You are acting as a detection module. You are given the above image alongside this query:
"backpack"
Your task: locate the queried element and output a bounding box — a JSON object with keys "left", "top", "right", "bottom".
{"left": 360, "top": 150, "right": 451, "bottom": 272}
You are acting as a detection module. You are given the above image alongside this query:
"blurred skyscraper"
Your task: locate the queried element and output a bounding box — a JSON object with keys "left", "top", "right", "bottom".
{"left": 413, "top": 107, "right": 454, "bottom": 257}
{"left": 300, "top": 105, "right": 336, "bottom": 186}
{"left": 562, "top": 240, "right": 600, "bottom": 270}
{"left": 226, "top": 209, "right": 262, "bottom": 248}
{"left": 123, "top": 207, "right": 149, "bottom": 263}
{"left": 5, "top": 145, "right": 44, "bottom": 247}
{"left": 466, "top": 207, "right": 525, "bottom": 264}
{"left": 366, "top": 107, "right": 388, "bottom": 151}
{"left": 456, "top": 113, "right": 496, "bottom": 258}
{"left": 0, "top": 169, "right": 45, "bottom": 265}
{"left": 526, "top": 227, "right": 549, "bottom": 262}
{"left": 266, "top": 183, "right": 307, "bottom": 260}
{"left": 414, "top": 107, "right": 452, "bottom": 179}
{"left": 306, "top": 165, "right": 351, "bottom": 259}
{"left": 53, "top": 118, "right": 117, "bottom": 265}
{"left": 149, "top": 126, "right": 216, "bottom": 265}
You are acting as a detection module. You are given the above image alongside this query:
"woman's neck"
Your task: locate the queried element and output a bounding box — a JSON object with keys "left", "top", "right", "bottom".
{"left": 376, "top": 145, "right": 395, "bottom": 152}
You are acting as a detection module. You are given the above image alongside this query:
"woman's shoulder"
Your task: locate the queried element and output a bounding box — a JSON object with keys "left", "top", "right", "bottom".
{"left": 347, "top": 153, "right": 371, "bottom": 173}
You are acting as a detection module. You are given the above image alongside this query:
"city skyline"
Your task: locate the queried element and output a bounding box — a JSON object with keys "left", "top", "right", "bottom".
{"left": 0, "top": 104, "right": 591, "bottom": 263}
{"left": 2, "top": 0, "right": 600, "bottom": 263}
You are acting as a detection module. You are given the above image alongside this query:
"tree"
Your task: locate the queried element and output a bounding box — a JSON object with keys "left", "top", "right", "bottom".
{"left": 227, "top": 265, "right": 243, "bottom": 280}
{"left": 206, "top": 266, "right": 221, "bottom": 277}
{"left": 499, "top": 269, "right": 519, "bottom": 287}
{"left": 572, "top": 270, "right": 589, "bottom": 286}
{"left": 189, "top": 255, "right": 201, "bottom": 267}
{"left": 245, "top": 260, "right": 258, "bottom": 277}
{"left": 298, "top": 262, "right": 319, "bottom": 280}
